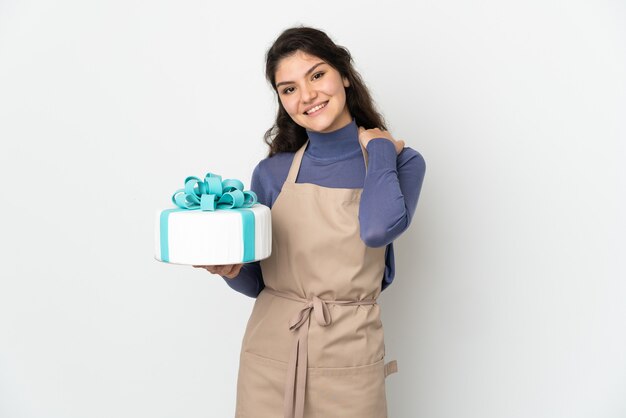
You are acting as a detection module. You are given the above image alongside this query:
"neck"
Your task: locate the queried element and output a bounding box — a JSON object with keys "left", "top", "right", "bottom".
{"left": 305, "top": 119, "right": 360, "bottom": 160}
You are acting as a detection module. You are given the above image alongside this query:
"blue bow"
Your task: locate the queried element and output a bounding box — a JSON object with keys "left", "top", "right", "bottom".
{"left": 171, "top": 173, "right": 257, "bottom": 211}
{"left": 159, "top": 172, "right": 258, "bottom": 263}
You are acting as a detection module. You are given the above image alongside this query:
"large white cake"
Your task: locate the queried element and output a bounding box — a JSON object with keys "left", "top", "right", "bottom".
{"left": 155, "top": 204, "right": 271, "bottom": 265}
{"left": 155, "top": 172, "right": 271, "bottom": 266}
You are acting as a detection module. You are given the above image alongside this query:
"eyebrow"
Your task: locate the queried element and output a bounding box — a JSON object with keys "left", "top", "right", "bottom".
{"left": 275, "top": 62, "right": 326, "bottom": 89}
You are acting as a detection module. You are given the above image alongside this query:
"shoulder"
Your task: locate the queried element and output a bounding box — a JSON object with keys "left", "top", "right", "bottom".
{"left": 397, "top": 146, "right": 426, "bottom": 173}
{"left": 251, "top": 151, "right": 296, "bottom": 207}
{"left": 253, "top": 151, "right": 296, "bottom": 186}
{"left": 254, "top": 151, "right": 295, "bottom": 176}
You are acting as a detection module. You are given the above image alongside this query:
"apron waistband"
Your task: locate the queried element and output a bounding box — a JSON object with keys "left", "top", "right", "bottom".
{"left": 263, "top": 287, "right": 378, "bottom": 418}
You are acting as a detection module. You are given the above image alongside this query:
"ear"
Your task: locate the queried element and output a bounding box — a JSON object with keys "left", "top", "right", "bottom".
{"left": 343, "top": 77, "right": 350, "bottom": 88}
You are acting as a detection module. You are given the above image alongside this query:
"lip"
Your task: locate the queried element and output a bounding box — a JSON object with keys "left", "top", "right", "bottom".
{"left": 303, "top": 101, "right": 329, "bottom": 116}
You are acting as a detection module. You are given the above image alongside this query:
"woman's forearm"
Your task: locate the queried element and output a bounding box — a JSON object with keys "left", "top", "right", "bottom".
{"left": 359, "top": 138, "right": 426, "bottom": 247}
{"left": 222, "top": 261, "right": 265, "bottom": 298}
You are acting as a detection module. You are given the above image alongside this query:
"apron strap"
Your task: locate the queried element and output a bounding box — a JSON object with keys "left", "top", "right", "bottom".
{"left": 384, "top": 360, "right": 398, "bottom": 377}
{"left": 285, "top": 141, "right": 309, "bottom": 183}
{"left": 359, "top": 137, "right": 369, "bottom": 172}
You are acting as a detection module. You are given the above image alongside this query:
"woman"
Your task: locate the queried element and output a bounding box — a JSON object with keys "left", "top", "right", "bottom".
{"left": 196, "top": 26, "right": 425, "bottom": 418}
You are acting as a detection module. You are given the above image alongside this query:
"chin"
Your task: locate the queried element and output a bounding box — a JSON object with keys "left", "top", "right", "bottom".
{"left": 310, "top": 125, "right": 332, "bottom": 133}
{"left": 306, "top": 118, "right": 335, "bottom": 133}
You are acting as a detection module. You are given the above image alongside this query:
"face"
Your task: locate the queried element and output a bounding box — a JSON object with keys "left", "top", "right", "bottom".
{"left": 274, "top": 51, "right": 352, "bottom": 133}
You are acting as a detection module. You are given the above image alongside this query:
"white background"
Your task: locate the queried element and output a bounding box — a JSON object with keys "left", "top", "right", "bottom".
{"left": 1, "top": 1, "right": 625, "bottom": 417}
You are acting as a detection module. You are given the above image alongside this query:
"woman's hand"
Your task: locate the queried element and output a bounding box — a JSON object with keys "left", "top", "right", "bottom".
{"left": 193, "top": 264, "right": 243, "bottom": 279}
{"left": 358, "top": 127, "right": 405, "bottom": 155}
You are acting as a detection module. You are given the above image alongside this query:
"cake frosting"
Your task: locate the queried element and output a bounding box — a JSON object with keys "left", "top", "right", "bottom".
{"left": 155, "top": 204, "right": 271, "bottom": 265}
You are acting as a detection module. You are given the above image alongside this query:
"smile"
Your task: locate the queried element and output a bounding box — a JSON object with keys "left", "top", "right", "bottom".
{"left": 304, "top": 102, "right": 328, "bottom": 115}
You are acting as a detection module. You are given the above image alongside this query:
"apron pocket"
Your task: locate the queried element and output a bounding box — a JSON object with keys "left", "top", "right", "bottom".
{"left": 236, "top": 351, "right": 287, "bottom": 418}
{"left": 305, "top": 358, "right": 388, "bottom": 418}
{"left": 237, "top": 353, "right": 389, "bottom": 418}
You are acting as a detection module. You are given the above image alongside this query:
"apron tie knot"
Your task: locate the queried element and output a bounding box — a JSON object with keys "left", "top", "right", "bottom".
{"left": 288, "top": 296, "right": 332, "bottom": 331}
{"left": 312, "top": 296, "right": 332, "bottom": 326}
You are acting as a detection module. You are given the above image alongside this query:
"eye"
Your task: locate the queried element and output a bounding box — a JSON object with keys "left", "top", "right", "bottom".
{"left": 312, "top": 71, "right": 325, "bottom": 80}
{"left": 281, "top": 86, "right": 295, "bottom": 95}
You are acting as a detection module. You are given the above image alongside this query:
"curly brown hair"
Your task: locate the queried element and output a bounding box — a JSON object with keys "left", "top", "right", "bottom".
{"left": 264, "top": 26, "right": 386, "bottom": 157}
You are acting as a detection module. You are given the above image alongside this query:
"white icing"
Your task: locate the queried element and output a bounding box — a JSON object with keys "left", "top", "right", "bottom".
{"left": 155, "top": 204, "right": 272, "bottom": 265}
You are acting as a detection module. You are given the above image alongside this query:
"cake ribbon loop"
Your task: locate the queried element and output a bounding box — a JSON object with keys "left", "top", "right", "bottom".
{"left": 171, "top": 172, "right": 257, "bottom": 211}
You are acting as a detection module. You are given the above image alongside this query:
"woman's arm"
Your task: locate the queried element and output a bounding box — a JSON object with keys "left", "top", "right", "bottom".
{"left": 359, "top": 138, "right": 426, "bottom": 247}
{"left": 221, "top": 261, "right": 265, "bottom": 298}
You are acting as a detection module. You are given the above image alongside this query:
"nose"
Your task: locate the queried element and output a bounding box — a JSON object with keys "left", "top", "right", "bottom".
{"left": 300, "top": 82, "right": 317, "bottom": 104}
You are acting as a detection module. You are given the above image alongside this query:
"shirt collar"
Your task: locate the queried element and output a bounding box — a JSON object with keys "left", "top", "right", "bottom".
{"left": 305, "top": 119, "right": 360, "bottom": 161}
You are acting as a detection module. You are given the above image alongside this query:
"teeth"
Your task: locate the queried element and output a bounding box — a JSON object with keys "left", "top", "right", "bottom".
{"left": 306, "top": 103, "right": 326, "bottom": 114}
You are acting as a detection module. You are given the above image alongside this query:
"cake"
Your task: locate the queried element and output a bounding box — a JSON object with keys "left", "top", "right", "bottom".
{"left": 155, "top": 173, "right": 272, "bottom": 265}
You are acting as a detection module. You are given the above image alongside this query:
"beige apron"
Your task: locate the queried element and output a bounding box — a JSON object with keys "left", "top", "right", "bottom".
{"left": 235, "top": 140, "right": 398, "bottom": 418}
